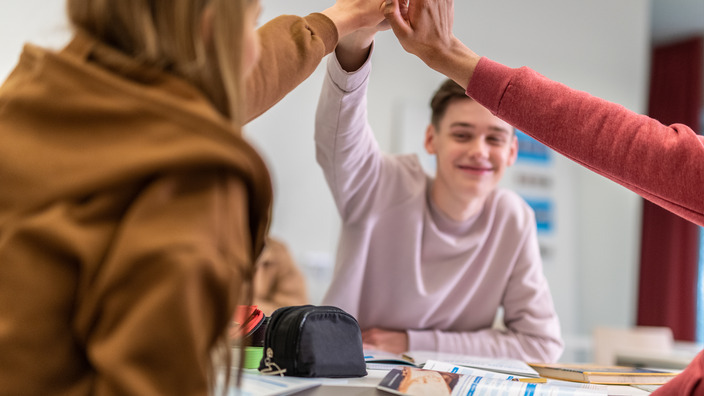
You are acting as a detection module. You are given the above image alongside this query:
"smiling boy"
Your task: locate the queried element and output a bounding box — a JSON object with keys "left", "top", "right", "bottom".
{"left": 315, "top": 30, "right": 563, "bottom": 362}
{"left": 425, "top": 79, "right": 517, "bottom": 222}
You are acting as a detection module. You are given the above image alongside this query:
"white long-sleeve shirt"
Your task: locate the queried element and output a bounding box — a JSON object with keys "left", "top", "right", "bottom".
{"left": 316, "top": 50, "right": 563, "bottom": 362}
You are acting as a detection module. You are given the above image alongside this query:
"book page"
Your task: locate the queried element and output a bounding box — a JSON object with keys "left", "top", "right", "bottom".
{"left": 631, "top": 384, "right": 661, "bottom": 392}
{"left": 377, "top": 367, "right": 607, "bottom": 396}
{"left": 450, "top": 376, "right": 606, "bottom": 396}
{"left": 423, "top": 360, "right": 525, "bottom": 380}
{"left": 408, "top": 351, "right": 540, "bottom": 377}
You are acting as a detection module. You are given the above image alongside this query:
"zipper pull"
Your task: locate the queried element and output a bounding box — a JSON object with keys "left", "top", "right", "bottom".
{"left": 260, "top": 347, "right": 287, "bottom": 376}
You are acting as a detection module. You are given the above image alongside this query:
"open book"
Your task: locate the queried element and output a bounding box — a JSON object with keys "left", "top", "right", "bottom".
{"left": 377, "top": 366, "right": 607, "bottom": 396}
{"left": 364, "top": 350, "right": 540, "bottom": 378}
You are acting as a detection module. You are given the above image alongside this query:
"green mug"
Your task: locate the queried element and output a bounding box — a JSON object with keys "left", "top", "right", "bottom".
{"left": 242, "top": 346, "right": 264, "bottom": 369}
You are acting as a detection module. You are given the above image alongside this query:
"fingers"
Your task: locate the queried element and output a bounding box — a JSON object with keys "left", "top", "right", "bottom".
{"left": 383, "top": 0, "right": 412, "bottom": 38}
{"left": 400, "top": 0, "right": 409, "bottom": 18}
{"left": 355, "top": 0, "right": 386, "bottom": 30}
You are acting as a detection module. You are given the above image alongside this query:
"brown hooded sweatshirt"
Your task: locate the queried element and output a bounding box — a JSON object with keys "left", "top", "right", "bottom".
{"left": 252, "top": 237, "right": 309, "bottom": 315}
{"left": 0, "top": 13, "right": 336, "bottom": 396}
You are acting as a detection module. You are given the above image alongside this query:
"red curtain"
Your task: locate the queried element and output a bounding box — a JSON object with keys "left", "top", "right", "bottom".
{"left": 637, "top": 37, "right": 702, "bottom": 341}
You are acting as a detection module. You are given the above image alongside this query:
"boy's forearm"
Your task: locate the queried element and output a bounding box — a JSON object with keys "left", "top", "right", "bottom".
{"left": 335, "top": 32, "right": 375, "bottom": 72}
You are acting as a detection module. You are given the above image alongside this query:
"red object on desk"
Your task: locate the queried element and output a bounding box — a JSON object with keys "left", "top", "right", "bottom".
{"left": 231, "top": 305, "right": 265, "bottom": 339}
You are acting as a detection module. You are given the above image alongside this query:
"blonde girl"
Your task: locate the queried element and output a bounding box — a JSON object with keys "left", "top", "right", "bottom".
{"left": 0, "top": 0, "right": 384, "bottom": 394}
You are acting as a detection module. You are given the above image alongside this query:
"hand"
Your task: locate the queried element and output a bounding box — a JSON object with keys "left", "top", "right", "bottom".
{"left": 322, "top": 0, "right": 387, "bottom": 40}
{"left": 383, "top": 0, "right": 480, "bottom": 89}
{"left": 362, "top": 328, "right": 409, "bottom": 354}
{"left": 384, "top": 0, "right": 454, "bottom": 59}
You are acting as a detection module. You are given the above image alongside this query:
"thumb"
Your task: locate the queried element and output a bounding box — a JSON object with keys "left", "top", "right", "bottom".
{"left": 383, "top": 0, "right": 412, "bottom": 39}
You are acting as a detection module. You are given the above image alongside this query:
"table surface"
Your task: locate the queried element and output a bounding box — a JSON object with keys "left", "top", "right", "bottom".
{"left": 258, "top": 368, "right": 652, "bottom": 396}
{"left": 298, "top": 385, "right": 386, "bottom": 396}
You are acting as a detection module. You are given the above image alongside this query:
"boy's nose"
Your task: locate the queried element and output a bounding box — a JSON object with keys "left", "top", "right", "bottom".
{"left": 467, "top": 139, "right": 489, "bottom": 158}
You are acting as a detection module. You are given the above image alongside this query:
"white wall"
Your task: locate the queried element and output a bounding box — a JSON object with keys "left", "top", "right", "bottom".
{"left": 1, "top": 0, "right": 652, "bottom": 361}
{"left": 0, "top": 1, "right": 70, "bottom": 75}
{"left": 651, "top": 0, "right": 704, "bottom": 45}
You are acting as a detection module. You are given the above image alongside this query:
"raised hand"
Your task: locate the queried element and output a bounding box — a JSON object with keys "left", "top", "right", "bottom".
{"left": 383, "top": 0, "right": 480, "bottom": 89}
{"left": 322, "top": 0, "right": 387, "bottom": 39}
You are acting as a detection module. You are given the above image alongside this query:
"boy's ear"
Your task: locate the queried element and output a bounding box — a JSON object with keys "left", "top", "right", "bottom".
{"left": 507, "top": 134, "right": 519, "bottom": 166}
{"left": 424, "top": 124, "right": 437, "bottom": 155}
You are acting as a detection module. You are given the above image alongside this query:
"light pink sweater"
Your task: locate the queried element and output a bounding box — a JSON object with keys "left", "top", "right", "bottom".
{"left": 316, "top": 52, "right": 563, "bottom": 362}
{"left": 466, "top": 57, "right": 704, "bottom": 394}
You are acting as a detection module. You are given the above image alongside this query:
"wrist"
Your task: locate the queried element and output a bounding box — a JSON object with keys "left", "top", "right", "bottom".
{"left": 338, "top": 30, "right": 375, "bottom": 52}
{"left": 335, "top": 37, "right": 373, "bottom": 73}
{"left": 425, "top": 38, "right": 480, "bottom": 90}
{"left": 321, "top": 5, "right": 355, "bottom": 39}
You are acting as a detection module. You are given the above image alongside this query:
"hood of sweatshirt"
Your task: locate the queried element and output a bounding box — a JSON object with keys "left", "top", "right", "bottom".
{"left": 0, "top": 32, "right": 272, "bottom": 252}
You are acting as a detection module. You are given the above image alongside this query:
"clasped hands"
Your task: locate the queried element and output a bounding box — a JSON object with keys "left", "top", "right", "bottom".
{"left": 362, "top": 327, "right": 409, "bottom": 354}
{"left": 332, "top": 0, "right": 471, "bottom": 87}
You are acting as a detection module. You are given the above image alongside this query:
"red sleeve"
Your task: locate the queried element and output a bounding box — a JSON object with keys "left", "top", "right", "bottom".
{"left": 467, "top": 57, "right": 704, "bottom": 226}
{"left": 651, "top": 349, "right": 704, "bottom": 395}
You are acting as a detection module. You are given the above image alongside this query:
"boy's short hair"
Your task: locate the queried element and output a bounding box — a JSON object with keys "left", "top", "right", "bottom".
{"left": 429, "top": 79, "right": 472, "bottom": 128}
{"left": 429, "top": 78, "right": 516, "bottom": 136}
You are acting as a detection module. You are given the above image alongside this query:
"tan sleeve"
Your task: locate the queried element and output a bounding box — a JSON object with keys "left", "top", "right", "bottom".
{"left": 253, "top": 238, "right": 309, "bottom": 316}
{"left": 74, "top": 171, "right": 252, "bottom": 395}
{"left": 244, "top": 13, "right": 338, "bottom": 123}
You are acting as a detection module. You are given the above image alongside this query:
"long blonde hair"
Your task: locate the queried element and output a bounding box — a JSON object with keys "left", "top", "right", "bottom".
{"left": 66, "top": 0, "right": 250, "bottom": 126}
{"left": 65, "top": 0, "right": 256, "bottom": 392}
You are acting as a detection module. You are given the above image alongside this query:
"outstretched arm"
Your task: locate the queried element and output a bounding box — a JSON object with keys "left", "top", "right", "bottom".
{"left": 315, "top": 26, "right": 416, "bottom": 223}
{"left": 244, "top": 14, "right": 337, "bottom": 122}
{"left": 245, "top": 0, "right": 386, "bottom": 122}
{"left": 383, "top": 0, "right": 704, "bottom": 226}
{"left": 335, "top": 22, "right": 389, "bottom": 72}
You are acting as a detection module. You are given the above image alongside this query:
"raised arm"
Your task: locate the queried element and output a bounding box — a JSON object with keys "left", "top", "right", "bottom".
{"left": 383, "top": 0, "right": 704, "bottom": 226}
{"left": 383, "top": 0, "right": 704, "bottom": 391}
{"left": 244, "top": 0, "right": 386, "bottom": 122}
{"left": 244, "top": 13, "right": 337, "bottom": 122}
{"left": 315, "top": 27, "right": 412, "bottom": 222}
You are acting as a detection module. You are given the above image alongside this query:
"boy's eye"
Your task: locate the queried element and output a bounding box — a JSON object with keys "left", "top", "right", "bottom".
{"left": 488, "top": 136, "right": 506, "bottom": 145}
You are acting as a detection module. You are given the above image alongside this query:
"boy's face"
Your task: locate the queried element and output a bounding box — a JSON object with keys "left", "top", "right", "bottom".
{"left": 425, "top": 98, "right": 517, "bottom": 203}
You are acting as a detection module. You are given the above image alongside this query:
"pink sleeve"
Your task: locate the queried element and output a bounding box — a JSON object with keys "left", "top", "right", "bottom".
{"left": 651, "top": 350, "right": 704, "bottom": 395}
{"left": 467, "top": 57, "right": 704, "bottom": 226}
